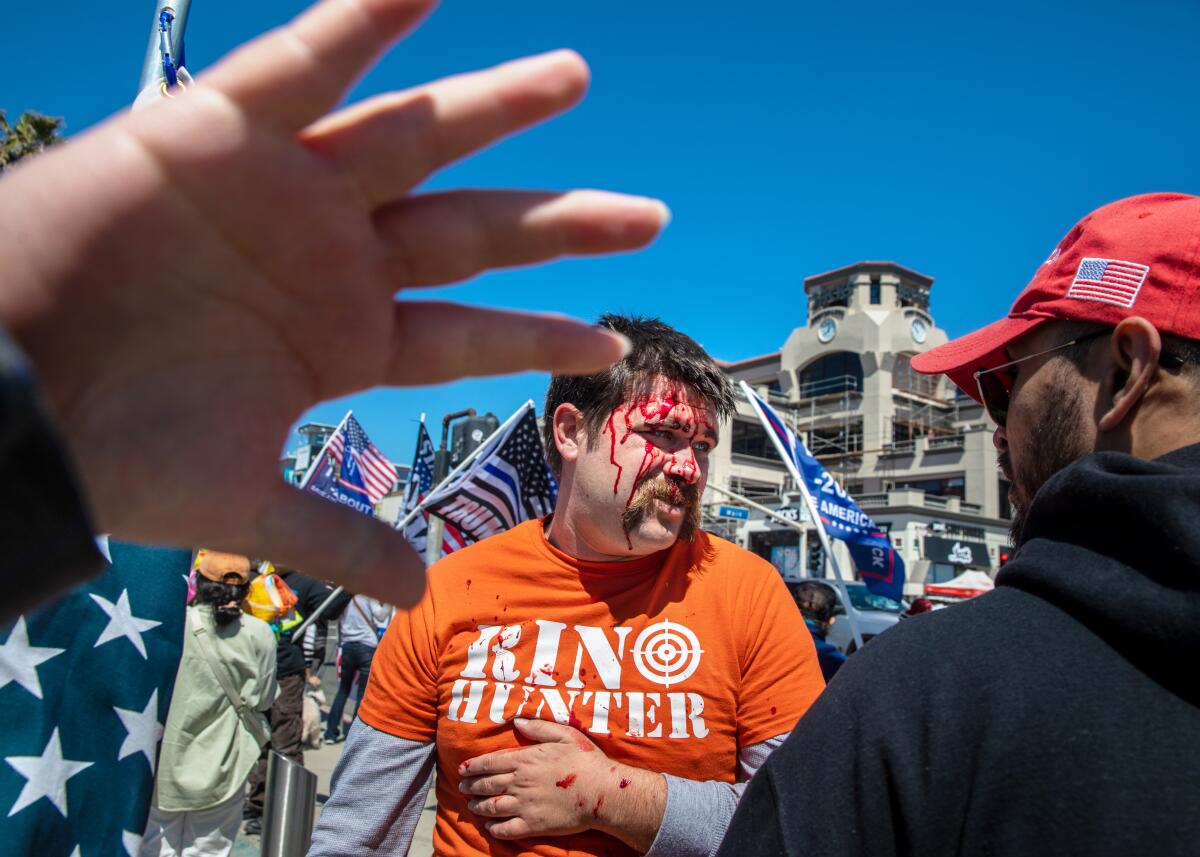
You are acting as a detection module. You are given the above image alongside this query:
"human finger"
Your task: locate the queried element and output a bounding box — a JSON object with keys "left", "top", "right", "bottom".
{"left": 512, "top": 717, "right": 577, "bottom": 745}
{"left": 458, "top": 749, "right": 528, "bottom": 777}
{"left": 375, "top": 189, "right": 669, "bottom": 287}
{"left": 459, "top": 773, "right": 515, "bottom": 796}
{"left": 376, "top": 188, "right": 667, "bottom": 285}
{"left": 386, "top": 302, "right": 631, "bottom": 386}
{"left": 237, "top": 480, "right": 427, "bottom": 607}
{"left": 303, "top": 50, "right": 590, "bottom": 207}
{"left": 486, "top": 818, "right": 536, "bottom": 840}
{"left": 467, "top": 795, "right": 520, "bottom": 817}
{"left": 204, "top": 0, "right": 437, "bottom": 131}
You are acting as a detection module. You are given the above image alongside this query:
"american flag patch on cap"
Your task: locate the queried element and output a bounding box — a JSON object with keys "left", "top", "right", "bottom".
{"left": 1067, "top": 257, "right": 1150, "bottom": 308}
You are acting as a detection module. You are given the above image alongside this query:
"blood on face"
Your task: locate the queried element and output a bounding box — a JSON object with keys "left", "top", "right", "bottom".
{"left": 601, "top": 388, "right": 717, "bottom": 546}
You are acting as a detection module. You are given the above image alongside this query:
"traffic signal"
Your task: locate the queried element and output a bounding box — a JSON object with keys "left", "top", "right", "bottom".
{"left": 806, "top": 534, "right": 824, "bottom": 576}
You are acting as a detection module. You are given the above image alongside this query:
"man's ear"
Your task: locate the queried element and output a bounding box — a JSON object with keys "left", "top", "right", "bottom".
{"left": 553, "top": 403, "right": 586, "bottom": 465}
{"left": 1098, "top": 317, "right": 1161, "bottom": 433}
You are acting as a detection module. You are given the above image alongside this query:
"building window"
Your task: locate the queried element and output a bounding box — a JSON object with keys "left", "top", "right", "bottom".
{"left": 927, "top": 562, "right": 957, "bottom": 583}
{"left": 893, "top": 352, "right": 941, "bottom": 398}
{"left": 798, "top": 352, "right": 864, "bottom": 398}
{"left": 998, "top": 478, "right": 1013, "bottom": 520}
{"left": 731, "top": 419, "right": 781, "bottom": 462}
{"left": 888, "top": 475, "right": 965, "bottom": 499}
{"left": 869, "top": 275, "right": 881, "bottom": 305}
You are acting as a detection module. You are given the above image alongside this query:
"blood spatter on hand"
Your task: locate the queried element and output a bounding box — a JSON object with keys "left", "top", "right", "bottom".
{"left": 556, "top": 773, "right": 577, "bottom": 789}
{"left": 619, "top": 777, "right": 631, "bottom": 789}
{"left": 592, "top": 795, "right": 605, "bottom": 819}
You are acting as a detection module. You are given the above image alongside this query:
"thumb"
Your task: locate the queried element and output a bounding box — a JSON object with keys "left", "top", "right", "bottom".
{"left": 512, "top": 717, "right": 580, "bottom": 745}
{"left": 229, "top": 481, "right": 428, "bottom": 608}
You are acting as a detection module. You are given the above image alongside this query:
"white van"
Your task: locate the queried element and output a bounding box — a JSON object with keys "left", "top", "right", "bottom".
{"left": 786, "top": 579, "right": 904, "bottom": 654}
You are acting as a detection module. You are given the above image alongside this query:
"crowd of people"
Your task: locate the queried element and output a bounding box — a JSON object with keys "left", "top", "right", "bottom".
{"left": 1, "top": 0, "right": 1197, "bottom": 855}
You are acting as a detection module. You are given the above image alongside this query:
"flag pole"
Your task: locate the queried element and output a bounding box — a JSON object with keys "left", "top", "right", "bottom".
{"left": 138, "top": 0, "right": 192, "bottom": 94}
{"left": 411, "top": 400, "right": 533, "bottom": 525}
{"left": 287, "top": 410, "right": 356, "bottom": 638}
{"left": 738, "top": 382, "right": 864, "bottom": 649}
{"left": 297, "top": 410, "right": 353, "bottom": 490}
{"left": 295, "top": 403, "right": 532, "bottom": 637}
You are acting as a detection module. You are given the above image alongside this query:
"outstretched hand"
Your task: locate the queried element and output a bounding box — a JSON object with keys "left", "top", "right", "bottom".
{"left": 0, "top": 0, "right": 667, "bottom": 607}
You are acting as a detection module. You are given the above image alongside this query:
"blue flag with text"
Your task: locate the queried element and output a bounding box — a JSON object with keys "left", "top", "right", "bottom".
{"left": 743, "top": 384, "right": 905, "bottom": 601}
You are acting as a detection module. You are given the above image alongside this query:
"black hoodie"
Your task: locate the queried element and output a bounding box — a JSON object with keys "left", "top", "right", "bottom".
{"left": 717, "top": 444, "right": 1200, "bottom": 857}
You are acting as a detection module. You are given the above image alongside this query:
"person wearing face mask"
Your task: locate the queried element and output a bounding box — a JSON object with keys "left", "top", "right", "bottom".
{"left": 310, "top": 315, "right": 826, "bottom": 857}
{"left": 142, "top": 551, "right": 277, "bottom": 857}
{"left": 717, "top": 193, "right": 1200, "bottom": 857}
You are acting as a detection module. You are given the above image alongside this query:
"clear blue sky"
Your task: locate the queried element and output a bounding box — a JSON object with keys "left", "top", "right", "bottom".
{"left": 6, "top": 0, "right": 1199, "bottom": 462}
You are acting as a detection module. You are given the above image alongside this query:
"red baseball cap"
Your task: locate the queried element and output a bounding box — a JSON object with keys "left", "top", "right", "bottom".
{"left": 912, "top": 193, "right": 1200, "bottom": 400}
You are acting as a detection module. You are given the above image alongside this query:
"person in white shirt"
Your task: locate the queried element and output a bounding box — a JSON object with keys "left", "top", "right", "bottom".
{"left": 324, "top": 595, "right": 391, "bottom": 743}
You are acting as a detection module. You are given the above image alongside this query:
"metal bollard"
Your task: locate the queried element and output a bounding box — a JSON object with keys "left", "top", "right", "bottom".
{"left": 261, "top": 751, "right": 318, "bottom": 857}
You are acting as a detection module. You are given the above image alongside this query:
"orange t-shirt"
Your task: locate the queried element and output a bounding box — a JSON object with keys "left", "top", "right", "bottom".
{"left": 359, "top": 519, "right": 824, "bottom": 857}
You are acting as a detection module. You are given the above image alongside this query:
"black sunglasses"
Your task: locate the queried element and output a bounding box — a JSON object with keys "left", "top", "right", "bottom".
{"left": 973, "top": 329, "right": 1185, "bottom": 427}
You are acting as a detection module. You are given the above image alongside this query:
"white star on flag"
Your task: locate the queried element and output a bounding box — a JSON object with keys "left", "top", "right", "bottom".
{"left": 113, "top": 690, "right": 163, "bottom": 773}
{"left": 90, "top": 590, "right": 161, "bottom": 659}
{"left": 5, "top": 728, "right": 93, "bottom": 817}
{"left": 0, "top": 618, "right": 65, "bottom": 700}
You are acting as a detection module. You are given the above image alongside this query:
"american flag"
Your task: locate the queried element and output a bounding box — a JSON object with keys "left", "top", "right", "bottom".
{"left": 398, "top": 423, "right": 467, "bottom": 556}
{"left": 0, "top": 540, "right": 190, "bottom": 856}
{"left": 1067, "top": 257, "right": 1150, "bottom": 309}
{"left": 328, "top": 414, "right": 398, "bottom": 506}
{"left": 424, "top": 402, "right": 557, "bottom": 544}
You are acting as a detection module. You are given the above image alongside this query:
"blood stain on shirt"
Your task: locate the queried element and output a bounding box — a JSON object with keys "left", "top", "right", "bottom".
{"left": 555, "top": 773, "right": 577, "bottom": 789}
{"left": 770, "top": 706, "right": 777, "bottom": 715}
{"left": 568, "top": 709, "right": 584, "bottom": 730}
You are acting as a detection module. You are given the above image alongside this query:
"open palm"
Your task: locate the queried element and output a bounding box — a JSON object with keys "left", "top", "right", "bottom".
{"left": 0, "top": 0, "right": 665, "bottom": 607}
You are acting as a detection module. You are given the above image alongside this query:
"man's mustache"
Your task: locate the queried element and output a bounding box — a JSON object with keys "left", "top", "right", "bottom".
{"left": 622, "top": 477, "right": 701, "bottom": 539}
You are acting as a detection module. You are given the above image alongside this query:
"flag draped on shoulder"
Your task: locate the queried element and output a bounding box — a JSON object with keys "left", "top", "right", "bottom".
{"left": 0, "top": 540, "right": 191, "bottom": 856}
{"left": 302, "top": 413, "right": 397, "bottom": 515}
{"left": 398, "top": 423, "right": 466, "bottom": 556}
{"left": 741, "top": 383, "right": 905, "bottom": 602}
{"left": 424, "top": 402, "right": 557, "bottom": 545}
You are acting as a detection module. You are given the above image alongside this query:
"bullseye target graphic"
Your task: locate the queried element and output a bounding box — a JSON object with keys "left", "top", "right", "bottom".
{"left": 632, "top": 619, "right": 704, "bottom": 687}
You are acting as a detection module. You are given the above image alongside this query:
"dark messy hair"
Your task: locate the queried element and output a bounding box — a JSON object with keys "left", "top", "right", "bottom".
{"left": 793, "top": 581, "right": 838, "bottom": 626}
{"left": 542, "top": 314, "right": 735, "bottom": 477}
{"left": 194, "top": 578, "right": 249, "bottom": 605}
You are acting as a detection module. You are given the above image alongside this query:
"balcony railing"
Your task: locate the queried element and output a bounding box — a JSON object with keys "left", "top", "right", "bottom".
{"left": 797, "top": 374, "right": 862, "bottom": 399}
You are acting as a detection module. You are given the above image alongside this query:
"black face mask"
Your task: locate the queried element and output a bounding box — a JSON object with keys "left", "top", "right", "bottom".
{"left": 213, "top": 604, "right": 244, "bottom": 626}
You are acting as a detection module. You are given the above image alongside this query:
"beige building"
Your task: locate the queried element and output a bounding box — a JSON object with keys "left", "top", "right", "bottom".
{"left": 705, "top": 261, "right": 1014, "bottom": 598}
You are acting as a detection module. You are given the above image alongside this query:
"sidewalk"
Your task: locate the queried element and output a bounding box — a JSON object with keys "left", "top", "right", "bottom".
{"left": 233, "top": 734, "right": 438, "bottom": 855}
{"left": 233, "top": 643, "right": 438, "bottom": 856}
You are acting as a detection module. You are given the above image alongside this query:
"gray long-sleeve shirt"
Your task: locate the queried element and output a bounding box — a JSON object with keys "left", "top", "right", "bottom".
{"left": 309, "top": 719, "right": 786, "bottom": 856}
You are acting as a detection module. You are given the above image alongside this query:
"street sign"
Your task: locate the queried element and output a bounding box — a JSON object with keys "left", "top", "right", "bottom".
{"left": 717, "top": 505, "right": 750, "bottom": 520}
